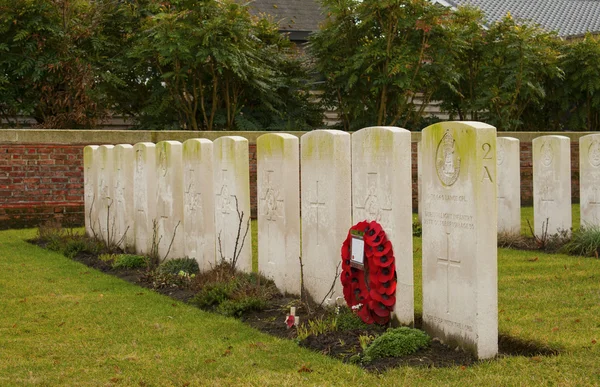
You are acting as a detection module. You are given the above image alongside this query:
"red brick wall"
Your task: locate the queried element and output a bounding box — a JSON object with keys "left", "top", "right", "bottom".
{"left": 0, "top": 145, "right": 84, "bottom": 229}
{"left": 0, "top": 139, "right": 584, "bottom": 229}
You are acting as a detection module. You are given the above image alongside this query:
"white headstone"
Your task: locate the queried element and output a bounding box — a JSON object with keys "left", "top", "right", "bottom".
{"left": 97, "top": 145, "right": 114, "bottom": 244}
{"left": 83, "top": 145, "right": 99, "bottom": 238}
{"left": 497, "top": 137, "right": 521, "bottom": 234}
{"left": 183, "top": 138, "right": 216, "bottom": 272}
{"left": 301, "top": 130, "right": 351, "bottom": 305}
{"left": 417, "top": 140, "right": 423, "bottom": 223}
{"left": 351, "top": 126, "right": 413, "bottom": 326}
{"left": 113, "top": 144, "right": 134, "bottom": 251}
{"left": 532, "top": 135, "right": 571, "bottom": 236}
{"left": 214, "top": 136, "right": 252, "bottom": 272}
{"left": 257, "top": 133, "right": 301, "bottom": 295}
{"left": 421, "top": 121, "right": 498, "bottom": 360}
{"left": 580, "top": 134, "right": 600, "bottom": 227}
{"left": 156, "top": 141, "right": 184, "bottom": 260}
{"left": 133, "top": 142, "right": 156, "bottom": 255}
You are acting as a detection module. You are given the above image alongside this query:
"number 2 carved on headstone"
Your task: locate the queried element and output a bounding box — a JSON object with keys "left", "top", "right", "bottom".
{"left": 481, "top": 143, "right": 493, "bottom": 183}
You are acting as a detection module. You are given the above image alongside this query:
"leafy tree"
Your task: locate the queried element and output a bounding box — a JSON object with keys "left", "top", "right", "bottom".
{"left": 309, "top": 0, "right": 460, "bottom": 131}
{"left": 128, "top": 0, "right": 321, "bottom": 131}
{"left": 0, "top": 0, "right": 110, "bottom": 128}
{"left": 436, "top": 11, "right": 562, "bottom": 131}
{"left": 554, "top": 35, "right": 600, "bottom": 131}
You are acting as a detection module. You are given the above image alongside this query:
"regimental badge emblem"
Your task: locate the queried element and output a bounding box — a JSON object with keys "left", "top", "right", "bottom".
{"left": 589, "top": 140, "right": 600, "bottom": 167}
{"left": 541, "top": 142, "right": 553, "bottom": 167}
{"left": 436, "top": 130, "right": 460, "bottom": 186}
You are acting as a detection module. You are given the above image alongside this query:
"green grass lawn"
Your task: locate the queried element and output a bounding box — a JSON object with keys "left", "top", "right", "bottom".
{"left": 1, "top": 226, "right": 600, "bottom": 386}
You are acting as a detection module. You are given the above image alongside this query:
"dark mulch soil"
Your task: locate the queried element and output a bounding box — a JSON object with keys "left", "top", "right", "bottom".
{"left": 29, "top": 237, "right": 560, "bottom": 372}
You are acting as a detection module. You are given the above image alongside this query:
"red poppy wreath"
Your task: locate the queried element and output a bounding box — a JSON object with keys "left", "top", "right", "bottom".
{"left": 340, "top": 220, "right": 397, "bottom": 325}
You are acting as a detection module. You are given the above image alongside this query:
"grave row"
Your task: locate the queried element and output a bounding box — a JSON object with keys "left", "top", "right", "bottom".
{"left": 447, "top": 134, "right": 600, "bottom": 236}
{"left": 85, "top": 123, "right": 600, "bottom": 360}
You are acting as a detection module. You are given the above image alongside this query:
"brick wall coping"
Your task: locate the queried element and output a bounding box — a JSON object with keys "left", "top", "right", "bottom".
{"left": 0, "top": 129, "right": 597, "bottom": 145}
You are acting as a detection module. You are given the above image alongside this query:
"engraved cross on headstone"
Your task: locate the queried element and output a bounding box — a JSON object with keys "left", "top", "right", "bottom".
{"left": 309, "top": 180, "right": 326, "bottom": 246}
{"left": 437, "top": 232, "right": 461, "bottom": 314}
{"left": 185, "top": 168, "right": 202, "bottom": 215}
{"left": 259, "top": 170, "right": 284, "bottom": 264}
{"left": 216, "top": 168, "right": 235, "bottom": 218}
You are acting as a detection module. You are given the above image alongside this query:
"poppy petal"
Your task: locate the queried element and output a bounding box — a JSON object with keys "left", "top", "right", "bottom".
{"left": 373, "top": 240, "right": 393, "bottom": 257}
{"left": 376, "top": 266, "right": 396, "bottom": 282}
{"left": 357, "top": 305, "right": 374, "bottom": 324}
{"left": 373, "top": 313, "right": 390, "bottom": 325}
{"left": 369, "top": 300, "right": 391, "bottom": 317}
{"left": 373, "top": 253, "right": 394, "bottom": 267}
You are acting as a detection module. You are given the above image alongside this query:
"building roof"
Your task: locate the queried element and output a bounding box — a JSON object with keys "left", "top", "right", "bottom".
{"left": 247, "top": 0, "right": 324, "bottom": 39}
{"left": 440, "top": 0, "right": 600, "bottom": 38}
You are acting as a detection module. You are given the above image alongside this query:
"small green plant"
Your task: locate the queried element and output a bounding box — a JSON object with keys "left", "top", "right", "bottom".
{"left": 358, "top": 334, "right": 376, "bottom": 351}
{"left": 63, "top": 238, "right": 89, "bottom": 259}
{"left": 98, "top": 253, "right": 118, "bottom": 263}
{"left": 158, "top": 258, "right": 200, "bottom": 275}
{"left": 296, "top": 315, "right": 337, "bottom": 341}
{"left": 335, "top": 307, "right": 370, "bottom": 331}
{"left": 193, "top": 281, "right": 237, "bottom": 308}
{"left": 362, "top": 327, "right": 430, "bottom": 363}
{"left": 563, "top": 225, "right": 600, "bottom": 257}
{"left": 216, "top": 297, "right": 267, "bottom": 317}
{"left": 412, "top": 221, "right": 422, "bottom": 237}
{"left": 112, "top": 254, "right": 148, "bottom": 270}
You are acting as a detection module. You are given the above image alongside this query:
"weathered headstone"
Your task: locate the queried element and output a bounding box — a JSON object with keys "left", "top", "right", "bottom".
{"left": 213, "top": 136, "right": 252, "bottom": 272}
{"left": 155, "top": 141, "right": 184, "bottom": 260}
{"left": 580, "top": 134, "right": 600, "bottom": 227}
{"left": 351, "top": 126, "right": 413, "bottom": 326}
{"left": 532, "top": 135, "right": 571, "bottom": 236}
{"left": 497, "top": 137, "right": 521, "bottom": 234}
{"left": 83, "top": 145, "right": 99, "bottom": 238}
{"left": 183, "top": 138, "right": 216, "bottom": 272}
{"left": 421, "top": 121, "right": 497, "bottom": 359}
{"left": 417, "top": 140, "right": 423, "bottom": 223}
{"left": 257, "top": 133, "right": 301, "bottom": 295}
{"left": 97, "top": 145, "right": 114, "bottom": 244}
{"left": 133, "top": 142, "right": 156, "bottom": 255}
{"left": 301, "top": 130, "right": 351, "bottom": 305}
{"left": 113, "top": 144, "right": 134, "bottom": 251}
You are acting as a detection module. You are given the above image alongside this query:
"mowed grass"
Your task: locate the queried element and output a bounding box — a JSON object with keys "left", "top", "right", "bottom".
{"left": 1, "top": 224, "right": 600, "bottom": 386}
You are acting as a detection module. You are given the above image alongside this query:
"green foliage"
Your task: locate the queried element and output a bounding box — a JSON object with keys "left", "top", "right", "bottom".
{"left": 412, "top": 221, "right": 422, "bottom": 237}
{"left": 158, "top": 258, "right": 200, "bottom": 275}
{"left": 193, "top": 282, "right": 237, "bottom": 308}
{"left": 0, "top": 0, "right": 319, "bottom": 130}
{"left": 435, "top": 10, "right": 562, "bottom": 131}
{"left": 296, "top": 315, "right": 338, "bottom": 341}
{"left": 216, "top": 297, "right": 267, "bottom": 317}
{"left": 362, "top": 327, "right": 430, "bottom": 362}
{"left": 550, "top": 34, "right": 600, "bottom": 131}
{"left": 310, "top": 0, "right": 459, "bottom": 130}
{"left": 98, "top": 253, "right": 118, "bottom": 263}
{"left": 127, "top": 0, "right": 321, "bottom": 131}
{"left": 191, "top": 264, "right": 277, "bottom": 317}
{"left": 0, "top": 0, "right": 125, "bottom": 128}
{"left": 63, "top": 239, "right": 89, "bottom": 259}
{"left": 335, "top": 307, "right": 370, "bottom": 331}
{"left": 112, "top": 254, "right": 148, "bottom": 270}
{"left": 562, "top": 226, "right": 600, "bottom": 257}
